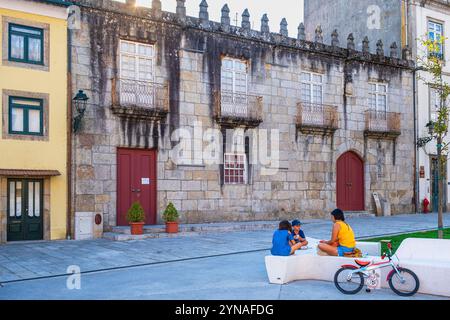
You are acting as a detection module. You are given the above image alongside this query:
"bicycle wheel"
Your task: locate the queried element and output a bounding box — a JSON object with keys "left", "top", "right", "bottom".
{"left": 334, "top": 267, "right": 364, "bottom": 295}
{"left": 388, "top": 267, "right": 420, "bottom": 297}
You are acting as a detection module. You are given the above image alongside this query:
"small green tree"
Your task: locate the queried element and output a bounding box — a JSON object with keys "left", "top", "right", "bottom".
{"left": 162, "top": 202, "right": 179, "bottom": 222}
{"left": 417, "top": 35, "right": 450, "bottom": 239}
{"left": 126, "top": 201, "right": 145, "bottom": 223}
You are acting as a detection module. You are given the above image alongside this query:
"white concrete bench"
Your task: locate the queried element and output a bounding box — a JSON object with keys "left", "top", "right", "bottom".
{"left": 265, "top": 237, "right": 450, "bottom": 297}
{"left": 392, "top": 238, "right": 450, "bottom": 297}
{"left": 265, "top": 237, "right": 381, "bottom": 284}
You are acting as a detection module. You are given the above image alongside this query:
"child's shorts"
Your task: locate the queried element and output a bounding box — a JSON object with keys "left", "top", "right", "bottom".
{"left": 337, "top": 245, "right": 355, "bottom": 257}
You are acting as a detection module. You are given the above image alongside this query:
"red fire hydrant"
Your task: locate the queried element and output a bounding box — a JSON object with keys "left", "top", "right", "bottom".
{"left": 423, "top": 197, "right": 430, "bottom": 214}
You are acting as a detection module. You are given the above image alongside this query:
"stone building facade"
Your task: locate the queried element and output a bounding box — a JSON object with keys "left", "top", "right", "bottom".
{"left": 68, "top": 0, "right": 415, "bottom": 235}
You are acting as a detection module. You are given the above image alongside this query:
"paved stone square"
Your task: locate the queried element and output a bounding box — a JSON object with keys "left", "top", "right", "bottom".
{"left": 0, "top": 213, "right": 449, "bottom": 300}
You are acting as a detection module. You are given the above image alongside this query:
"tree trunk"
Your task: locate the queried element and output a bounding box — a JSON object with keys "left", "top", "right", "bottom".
{"left": 438, "top": 136, "right": 444, "bottom": 239}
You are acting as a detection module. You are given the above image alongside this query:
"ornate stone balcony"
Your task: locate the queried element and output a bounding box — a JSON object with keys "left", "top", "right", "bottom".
{"left": 213, "top": 90, "right": 263, "bottom": 128}
{"left": 111, "top": 78, "right": 169, "bottom": 121}
{"left": 296, "top": 102, "right": 338, "bottom": 135}
{"left": 364, "top": 110, "right": 401, "bottom": 139}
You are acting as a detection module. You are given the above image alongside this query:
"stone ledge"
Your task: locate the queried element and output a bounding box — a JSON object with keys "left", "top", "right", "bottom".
{"left": 111, "top": 105, "right": 168, "bottom": 121}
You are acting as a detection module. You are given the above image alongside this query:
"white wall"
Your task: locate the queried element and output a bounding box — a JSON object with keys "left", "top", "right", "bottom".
{"left": 415, "top": 2, "right": 450, "bottom": 209}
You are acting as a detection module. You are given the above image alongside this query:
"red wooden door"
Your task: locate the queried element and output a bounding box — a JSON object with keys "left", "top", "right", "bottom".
{"left": 117, "top": 148, "right": 157, "bottom": 226}
{"left": 336, "top": 151, "right": 364, "bottom": 211}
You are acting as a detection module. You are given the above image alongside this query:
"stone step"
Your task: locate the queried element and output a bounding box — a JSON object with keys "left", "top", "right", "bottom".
{"left": 344, "top": 211, "right": 376, "bottom": 218}
{"left": 110, "top": 221, "right": 280, "bottom": 235}
{"left": 103, "top": 231, "right": 202, "bottom": 241}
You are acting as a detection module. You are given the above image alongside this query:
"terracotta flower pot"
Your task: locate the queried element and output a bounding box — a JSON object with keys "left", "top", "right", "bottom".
{"left": 165, "top": 221, "right": 179, "bottom": 233}
{"left": 130, "top": 222, "right": 145, "bottom": 235}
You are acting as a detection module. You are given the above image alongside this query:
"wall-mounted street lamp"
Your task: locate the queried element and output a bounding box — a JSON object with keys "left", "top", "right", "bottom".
{"left": 426, "top": 120, "right": 435, "bottom": 136}
{"left": 73, "top": 90, "right": 89, "bottom": 133}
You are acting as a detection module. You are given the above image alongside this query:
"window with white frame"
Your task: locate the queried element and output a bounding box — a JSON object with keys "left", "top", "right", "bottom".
{"left": 119, "top": 40, "right": 155, "bottom": 106}
{"left": 430, "top": 87, "right": 440, "bottom": 122}
{"left": 220, "top": 57, "right": 248, "bottom": 115}
{"left": 300, "top": 72, "right": 323, "bottom": 104}
{"left": 428, "top": 20, "right": 444, "bottom": 59}
{"left": 368, "top": 83, "right": 388, "bottom": 113}
{"left": 224, "top": 153, "right": 247, "bottom": 184}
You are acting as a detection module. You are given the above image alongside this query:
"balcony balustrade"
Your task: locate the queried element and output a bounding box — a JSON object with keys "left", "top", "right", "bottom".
{"left": 111, "top": 78, "right": 169, "bottom": 120}
{"left": 214, "top": 90, "right": 263, "bottom": 128}
{"left": 364, "top": 110, "right": 401, "bottom": 139}
{"left": 296, "top": 102, "right": 338, "bottom": 135}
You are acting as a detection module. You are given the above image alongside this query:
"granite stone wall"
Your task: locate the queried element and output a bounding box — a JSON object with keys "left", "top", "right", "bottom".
{"left": 70, "top": 0, "right": 415, "bottom": 231}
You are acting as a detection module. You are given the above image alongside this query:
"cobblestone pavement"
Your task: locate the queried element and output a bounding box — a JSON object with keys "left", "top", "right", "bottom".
{"left": 0, "top": 213, "right": 449, "bottom": 300}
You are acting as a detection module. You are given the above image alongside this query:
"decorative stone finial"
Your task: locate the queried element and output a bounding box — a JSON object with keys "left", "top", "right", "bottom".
{"left": 152, "top": 0, "right": 161, "bottom": 10}
{"left": 280, "top": 18, "right": 288, "bottom": 37}
{"left": 176, "top": 0, "right": 186, "bottom": 20}
{"left": 261, "top": 14, "right": 270, "bottom": 34}
{"left": 221, "top": 4, "right": 230, "bottom": 27}
{"left": 242, "top": 9, "right": 251, "bottom": 31}
{"left": 402, "top": 45, "right": 412, "bottom": 60}
{"left": 126, "top": 0, "right": 136, "bottom": 7}
{"left": 199, "top": 0, "right": 209, "bottom": 26}
{"left": 347, "top": 33, "right": 355, "bottom": 50}
{"left": 376, "top": 39, "right": 384, "bottom": 56}
{"left": 362, "top": 36, "right": 370, "bottom": 53}
{"left": 390, "top": 42, "right": 398, "bottom": 58}
{"left": 297, "top": 23, "right": 305, "bottom": 41}
{"left": 331, "top": 29, "right": 339, "bottom": 47}
{"left": 152, "top": 0, "right": 162, "bottom": 18}
{"left": 315, "top": 25, "right": 323, "bottom": 43}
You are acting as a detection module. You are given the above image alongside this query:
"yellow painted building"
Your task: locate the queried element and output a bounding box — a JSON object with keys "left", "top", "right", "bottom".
{"left": 0, "top": 0, "right": 69, "bottom": 242}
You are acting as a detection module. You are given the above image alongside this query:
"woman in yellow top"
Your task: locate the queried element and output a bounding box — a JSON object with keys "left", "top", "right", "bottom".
{"left": 318, "top": 208, "right": 356, "bottom": 256}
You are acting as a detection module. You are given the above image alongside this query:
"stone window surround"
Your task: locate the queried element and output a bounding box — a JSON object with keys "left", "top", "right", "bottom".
{"left": 0, "top": 177, "right": 51, "bottom": 243}
{"left": 2, "top": 15, "right": 50, "bottom": 72}
{"left": 2, "top": 89, "right": 49, "bottom": 141}
{"left": 427, "top": 16, "right": 445, "bottom": 60}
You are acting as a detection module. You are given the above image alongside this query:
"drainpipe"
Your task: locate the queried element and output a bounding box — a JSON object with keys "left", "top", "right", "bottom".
{"left": 66, "top": 20, "right": 73, "bottom": 240}
{"left": 413, "top": 67, "right": 418, "bottom": 213}
{"left": 413, "top": 66, "right": 425, "bottom": 214}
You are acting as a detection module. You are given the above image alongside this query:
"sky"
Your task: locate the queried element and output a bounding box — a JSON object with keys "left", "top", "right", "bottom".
{"left": 116, "top": 0, "right": 304, "bottom": 37}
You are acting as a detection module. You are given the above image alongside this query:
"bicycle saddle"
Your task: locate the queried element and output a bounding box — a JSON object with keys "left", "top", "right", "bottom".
{"left": 354, "top": 259, "right": 371, "bottom": 267}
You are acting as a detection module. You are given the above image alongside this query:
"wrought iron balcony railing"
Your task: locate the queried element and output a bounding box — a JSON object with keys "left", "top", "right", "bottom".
{"left": 112, "top": 79, "right": 169, "bottom": 111}
{"left": 111, "top": 78, "right": 169, "bottom": 120}
{"left": 296, "top": 102, "right": 338, "bottom": 135}
{"left": 214, "top": 90, "right": 263, "bottom": 127}
{"left": 364, "top": 110, "right": 401, "bottom": 138}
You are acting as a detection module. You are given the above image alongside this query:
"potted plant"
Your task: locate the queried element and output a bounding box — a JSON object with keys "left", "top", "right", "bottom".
{"left": 162, "top": 202, "right": 179, "bottom": 233}
{"left": 126, "top": 201, "right": 145, "bottom": 235}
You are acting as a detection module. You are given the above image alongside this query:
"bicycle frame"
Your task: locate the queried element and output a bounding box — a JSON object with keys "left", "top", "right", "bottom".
{"left": 342, "top": 247, "right": 406, "bottom": 283}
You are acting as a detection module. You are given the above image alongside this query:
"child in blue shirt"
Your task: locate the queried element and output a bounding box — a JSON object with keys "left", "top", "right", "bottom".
{"left": 271, "top": 220, "right": 304, "bottom": 256}
{"left": 290, "top": 219, "right": 308, "bottom": 248}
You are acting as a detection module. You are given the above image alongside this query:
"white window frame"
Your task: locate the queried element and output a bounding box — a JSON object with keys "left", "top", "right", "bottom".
{"left": 300, "top": 71, "right": 323, "bottom": 104}
{"left": 368, "top": 82, "right": 388, "bottom": 113}
{"left": 223, "top": 153, "right": 248, "bottom": 185}
{"left": 220, "top": 57, "right": 248, "bottom": 95}
{"left": 119, "top": 39, "right": 155, "bottom": 81}
{"left": 428, "top": 19, "right": 444, "bottom": 59}
{"left": 429, "top": 86, "right": 440, "bottom": 122}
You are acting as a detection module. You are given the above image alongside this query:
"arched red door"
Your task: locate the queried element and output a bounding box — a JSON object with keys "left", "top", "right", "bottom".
{"left": 336, "top": 151, "right": 364, "bottom": 211}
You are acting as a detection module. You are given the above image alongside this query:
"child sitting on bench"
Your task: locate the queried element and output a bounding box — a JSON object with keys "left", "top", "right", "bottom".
{"left": 271, "top": 220, "right": 304, "bottom": 256}
{"left": 290, "top": 219, "right": 309, "bottom": 248}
